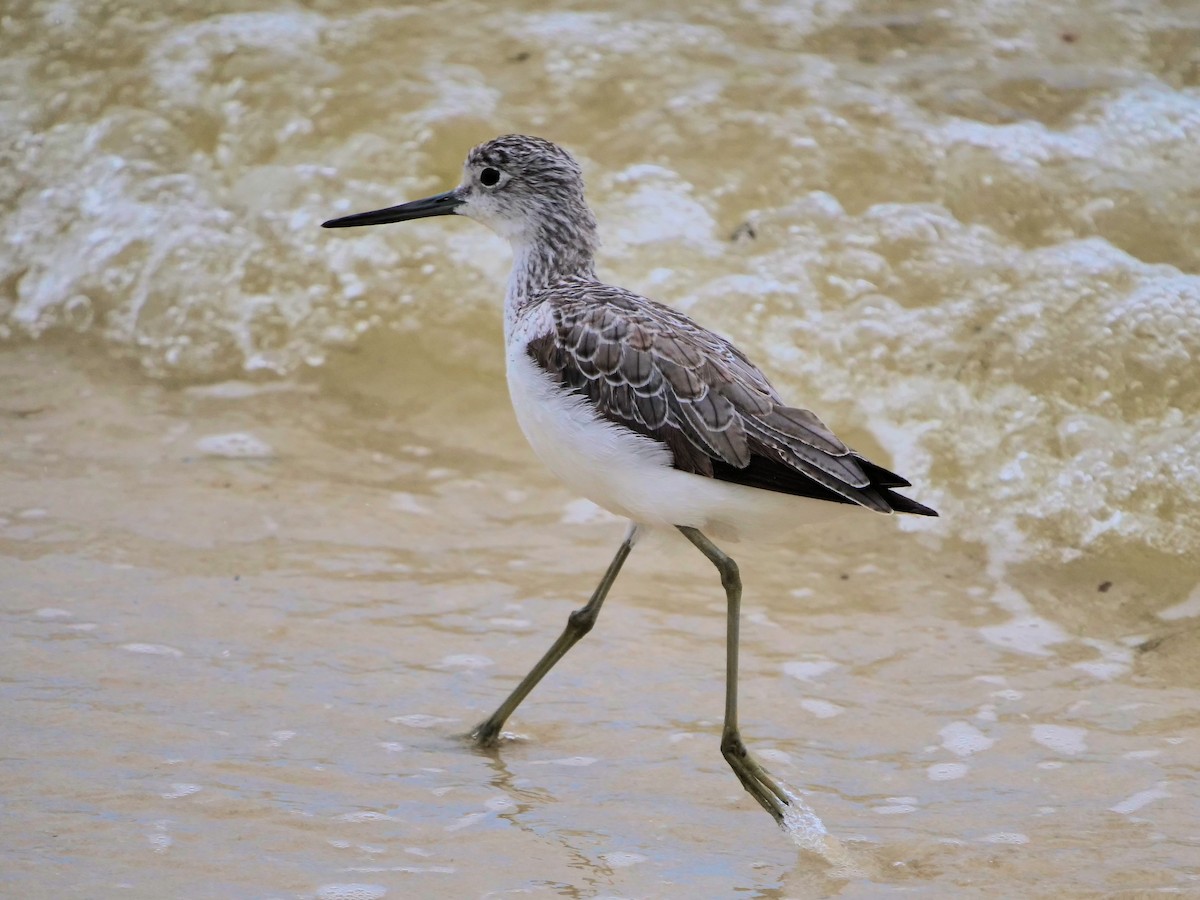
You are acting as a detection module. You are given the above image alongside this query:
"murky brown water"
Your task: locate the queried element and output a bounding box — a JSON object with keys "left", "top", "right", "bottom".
{"left": 3, "top": 0, "right": 1199, "bottom": 897}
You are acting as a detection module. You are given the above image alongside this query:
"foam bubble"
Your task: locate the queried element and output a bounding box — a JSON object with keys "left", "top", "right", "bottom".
{"left": 121, "top": 643, "right": 183, "bottom": 657}
{"left": 1158, "top": 584, "right": 1200, "bottom": 621}
{"left": 1031, "top": 724, "right": 1088, "bottom": 756}
{"left": 439, "top": 654, "right": 493, "bottom": 670}
{"left": 782, "top": 660, "right": 839, "bottom": 680}
{"left": 939, "top": 721, "right": 995, "bottom": 757}
{"left": 599, "top": 851, "right": 646, "bottom": 867}
{"left": 388, "top": 714, "right": 457, "bottom": 729}
{"left": 799, "top": 698, "right": 844, "bottom": 719}
{"left": 335, "top": 812, "right": 395, "bottom": 823}
{"left": 982, "top": 832, "right": 1029, "bottom": 845}
{"left": 979, "top": 615, "right": 1071, "bottom": 656}
{"left": 316, "top": 885, "right": 386, "bottom": 900}
{"left": 161, "top": 783, "right": 201, "bottom": 799}
{"left": 1109, "top": 783, "right": 1171, "bottom": 816}
{"left": 927, "top": 762, "right": 969, "bottom": 781}
{"left": 194, "top": 433, "right": 274, "bottom": 459}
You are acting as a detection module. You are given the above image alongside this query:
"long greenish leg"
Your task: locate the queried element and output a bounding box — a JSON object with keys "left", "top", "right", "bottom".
{"left": 471, "top": 522, "right": 641, "bottom": 746}
{"left": 677, "top": 526, "right": 791, "bottom": 823}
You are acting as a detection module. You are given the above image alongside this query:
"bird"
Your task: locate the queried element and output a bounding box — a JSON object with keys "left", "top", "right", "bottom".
{"left": 322, "top": 134, "right": 937, "bottom": 825}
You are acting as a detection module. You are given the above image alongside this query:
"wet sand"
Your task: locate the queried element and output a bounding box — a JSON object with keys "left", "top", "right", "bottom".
{"left": 3, "top": 339, "right": 1197, "bottom": 897}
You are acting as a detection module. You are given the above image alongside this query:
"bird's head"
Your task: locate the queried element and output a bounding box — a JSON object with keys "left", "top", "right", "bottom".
{"left": 323, "top": 134, "right": 596, "bottom": 253}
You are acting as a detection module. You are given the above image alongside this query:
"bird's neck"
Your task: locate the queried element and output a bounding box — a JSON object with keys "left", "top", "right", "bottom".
{"left": 504, "top": 217, "right": 598, "bottom": 322}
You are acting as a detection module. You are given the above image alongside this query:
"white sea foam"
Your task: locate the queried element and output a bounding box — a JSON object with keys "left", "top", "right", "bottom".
{"left": 927, "top": 762, "right": 969, "bottom": 781}
{"left": 3, "top": 1, "right": 1198, "bottom": 575}
{"left": 121, "top": 643, "right": 183, "bottom": 657}
{"left": 1158, "top": 584, "right": 1200, "bottom": 621}
{"left": 779, "top": 786, "right": 865, "bottom": 878}
{"left": 1031, "top": 724, "right": 1088, "bottom": 756}
{"left": 939, "top": 721, "right": 995, "bottom": 757}
{"left": 194, "top": 432, "right": 274, "bottom": 459}
{"left": 782, "top": 660, "right": 839, "bottom": 681}
{"left": 315, "top": 885, "right": 386, "bottom": 900}
{"left": 1109, "top": 783, "right": 1171, "bottom": 816}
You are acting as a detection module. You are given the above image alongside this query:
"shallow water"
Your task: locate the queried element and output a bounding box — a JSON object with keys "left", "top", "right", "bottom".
{"left": 3, "top": 0, "right": 1199, "bottom": 896}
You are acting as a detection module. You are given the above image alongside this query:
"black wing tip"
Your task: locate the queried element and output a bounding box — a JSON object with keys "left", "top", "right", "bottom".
{"left": 708, "top": 452, "right": 941, "bottom": 517}
{"left": 883, "top": 490, "right": 939, "bottom": 517}
{"left": 855, "top": 456, "right": 936, "bottom": 515}
{"left": 854, "top": 455, "right": 911, "bottom": 488}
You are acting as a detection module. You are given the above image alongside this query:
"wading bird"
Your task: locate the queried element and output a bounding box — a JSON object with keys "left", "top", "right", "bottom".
{"left": 323, "top": 135, "right": 937, "bottom": 823}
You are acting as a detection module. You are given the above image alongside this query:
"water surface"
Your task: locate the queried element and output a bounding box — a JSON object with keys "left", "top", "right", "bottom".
{"left": 2, "top": 0, "right": 1199, "bottom": 896}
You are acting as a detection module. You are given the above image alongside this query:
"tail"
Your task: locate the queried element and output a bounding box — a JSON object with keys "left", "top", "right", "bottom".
{"left": 855, "top": 456, "right": 939, "bottom": 517}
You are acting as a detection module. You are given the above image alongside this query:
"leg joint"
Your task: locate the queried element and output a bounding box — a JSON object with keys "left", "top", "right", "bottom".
{"left": 678, "top": 526, "right": 740, "bottom": 592}
{"left": 717, "top": 557, "right": 740, "bottom": 593}
{"left": 567, "top": 607, "right": 596, "bottom": 636}
{"left": 720, "top": 728, "right": 746, "bottom": 759}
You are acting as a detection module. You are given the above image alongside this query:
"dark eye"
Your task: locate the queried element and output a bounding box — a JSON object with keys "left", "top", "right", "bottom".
{"left": 480, "top": 167, "right": 501, "bottom": 187}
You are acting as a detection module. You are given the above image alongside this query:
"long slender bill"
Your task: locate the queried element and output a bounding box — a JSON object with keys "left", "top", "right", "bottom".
{"left": 322, "top": 189, "right": 462, "bottom": 228}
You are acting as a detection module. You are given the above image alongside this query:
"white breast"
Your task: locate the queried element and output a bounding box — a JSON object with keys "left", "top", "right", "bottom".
{"left": 506, "top": 348, "right": 672, "bottom": 517}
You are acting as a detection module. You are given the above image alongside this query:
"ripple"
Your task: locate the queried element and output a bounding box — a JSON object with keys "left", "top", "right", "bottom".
{"left": 388, "top": 714, "right": 457, "bottom": 729}
{"left": 161, "top": 783, "right": 201, "bottom": 799}
{"left": 529, "top": 756, "right": 598, "bottom": 767}
{"left": 438, "top": 654, "right": 493, "bottom": 669}
{"left": 120, "top": 643, "right": 183, "bottom": 657}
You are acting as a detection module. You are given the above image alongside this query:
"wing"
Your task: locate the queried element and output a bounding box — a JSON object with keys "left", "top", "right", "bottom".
{"left": 525, "top": 283, "right": 936, "bottom": 516}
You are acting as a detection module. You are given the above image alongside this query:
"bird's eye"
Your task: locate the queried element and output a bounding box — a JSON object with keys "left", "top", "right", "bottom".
{"left": 480, "top": 167, "right": 502, "bottom": 187}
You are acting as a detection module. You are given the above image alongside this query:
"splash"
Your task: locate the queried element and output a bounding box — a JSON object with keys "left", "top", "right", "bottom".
{"left": 779, "top": 786, "right": 866, "bottom": 879}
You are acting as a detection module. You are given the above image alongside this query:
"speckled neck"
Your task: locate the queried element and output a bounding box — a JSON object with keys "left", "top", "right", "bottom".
{"left": 504, "top": 211, "right": 598, "bottom": 323}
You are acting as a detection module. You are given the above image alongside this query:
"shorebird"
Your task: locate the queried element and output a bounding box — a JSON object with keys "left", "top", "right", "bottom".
{"left": 323, "top": 135, "right": 937, "bottom": 824}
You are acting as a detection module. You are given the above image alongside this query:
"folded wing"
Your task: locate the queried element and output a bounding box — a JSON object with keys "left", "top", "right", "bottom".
{"left": 526, "top": 284, "right": 937, "bottom": 517}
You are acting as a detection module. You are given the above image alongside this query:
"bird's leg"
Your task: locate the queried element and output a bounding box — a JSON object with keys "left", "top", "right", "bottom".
{"left": 677, "top": 526, "right": 792, "bottom": 824}
{"left": 471, "top": 522, "right": 641, "bottom": 746}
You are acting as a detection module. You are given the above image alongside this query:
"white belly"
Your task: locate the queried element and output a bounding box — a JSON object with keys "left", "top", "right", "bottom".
{"left": 505, "top": 350, "right": 862, "bottom": 542}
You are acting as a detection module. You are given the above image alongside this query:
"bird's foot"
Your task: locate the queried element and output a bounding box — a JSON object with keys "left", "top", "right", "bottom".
{"left": 721, "top": 729, "right": 792, "bottom": 824}
{"left": 467, "top": 717, "right": 529, "bottom": 748}
{"left": 468, "top": 718, "right": 503, "bottom": 748}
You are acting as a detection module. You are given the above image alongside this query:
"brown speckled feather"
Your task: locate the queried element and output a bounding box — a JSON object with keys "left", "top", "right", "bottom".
{"left": 526, "top": 280, "right": 935, "bottom": 515}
